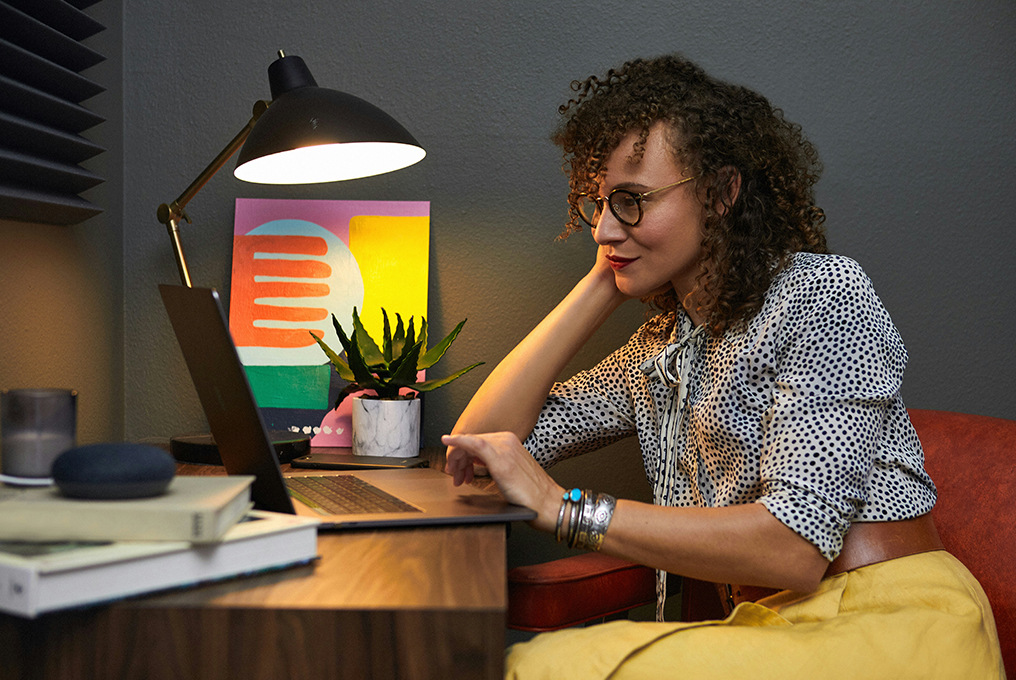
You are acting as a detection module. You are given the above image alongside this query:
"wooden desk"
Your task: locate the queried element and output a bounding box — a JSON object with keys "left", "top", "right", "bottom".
{"left": 0, "top": 458, "right": 511, "bottom": 680}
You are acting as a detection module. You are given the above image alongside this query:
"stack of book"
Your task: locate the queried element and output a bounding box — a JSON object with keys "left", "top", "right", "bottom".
{"left": 0, "top": 476, "right": 319, "bottom": 618}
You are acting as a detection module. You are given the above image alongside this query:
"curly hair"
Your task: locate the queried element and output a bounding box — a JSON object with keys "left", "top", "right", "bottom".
{"left": 553, "top": 55, "right": 828, "bottom": 335}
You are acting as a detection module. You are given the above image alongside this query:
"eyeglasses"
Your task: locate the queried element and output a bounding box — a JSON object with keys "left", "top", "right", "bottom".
{"left": 575, "top": 176, "right": 696, "bottom": 228}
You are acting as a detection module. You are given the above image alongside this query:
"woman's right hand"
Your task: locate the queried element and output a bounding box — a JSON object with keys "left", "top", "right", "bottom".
{"left": 442, "top": 432, "right": 564, "bottom": 533}
{"left": 589, "top": 244, "right": 630, "bottom": 302}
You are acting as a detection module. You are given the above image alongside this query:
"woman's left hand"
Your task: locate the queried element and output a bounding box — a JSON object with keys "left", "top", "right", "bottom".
{"left": 442, "top": 432, "right": 563, "bottom": 532}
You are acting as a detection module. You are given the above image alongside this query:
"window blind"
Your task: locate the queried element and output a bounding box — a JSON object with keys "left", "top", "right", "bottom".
{"left": 0, "top": 0, "right": 105, "bottom": 225}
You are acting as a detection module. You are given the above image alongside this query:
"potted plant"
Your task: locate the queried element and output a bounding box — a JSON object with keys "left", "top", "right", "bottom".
{"left": 311, "top": 308, "right": 483, "bottom": 457}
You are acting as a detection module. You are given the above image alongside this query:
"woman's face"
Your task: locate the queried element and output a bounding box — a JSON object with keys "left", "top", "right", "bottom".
{"left": 591, "top": 122, "right": 706, "bottom": 303}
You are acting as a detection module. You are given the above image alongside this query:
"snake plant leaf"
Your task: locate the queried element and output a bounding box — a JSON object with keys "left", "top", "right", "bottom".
{"left": 389, "top": 338, "right": 424, "bottom": 388}
{"left": 309, "top": 331, "right": 355, "bottom": 381}
{"left": 419, "top": 317, "right": 428, "bottom": 352}
{"left": 331, "top": 313, "right": 353, "bottom": 355}
{"left": 332, "top": 382, "right": 365, "bottom": 410}
{"left": 405, "top": 316, "right": 416, "bottom": 353}
{"left": 339, "top": 325, "right": 384, "bottom": 391}
{"left": 411, "top": 361, "right": 484, "bottom": 392}
{"left": 391, "top": 313, "right": 406, "bottom": 358}
{"left": 419, "top": 319, "right": 467, "bottom": 369}
{"left": 382, "top": 309, "right": 393, "bottom": 363}
{"left": 351, "top": 308, "right": 386, "bottom": 368}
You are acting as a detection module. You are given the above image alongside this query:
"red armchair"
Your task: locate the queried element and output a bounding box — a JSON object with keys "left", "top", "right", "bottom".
{"left": 507, "top": 409, "right": 1016, "bottom": 675}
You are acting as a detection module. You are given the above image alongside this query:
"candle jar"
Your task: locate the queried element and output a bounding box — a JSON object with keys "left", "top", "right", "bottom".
{"left": 1, "top": 388, "right": 77, "bottom": 480}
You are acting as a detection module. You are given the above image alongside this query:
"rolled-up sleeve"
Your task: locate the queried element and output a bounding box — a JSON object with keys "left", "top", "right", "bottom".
{"left": 757, "top": 257, "right": 908, "bottom": 560}
{"left": 524, "top": 350, "right": 639, "bottom": 468}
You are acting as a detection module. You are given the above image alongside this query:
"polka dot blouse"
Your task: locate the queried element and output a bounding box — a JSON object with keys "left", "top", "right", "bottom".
{"left": 523, "top": 253, "right": 936, "bottom": 561}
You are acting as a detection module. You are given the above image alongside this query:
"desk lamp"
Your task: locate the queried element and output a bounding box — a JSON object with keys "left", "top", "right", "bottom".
{"left": 156, "top": 50, "right": 426, "bottom": 288}
{"left": 156, "top": 51, "right": 425, "bottom": 463}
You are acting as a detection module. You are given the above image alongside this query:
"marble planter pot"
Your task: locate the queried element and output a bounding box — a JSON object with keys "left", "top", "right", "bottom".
{"left": 351, "top": 396, "right": 421, "bottom": 458}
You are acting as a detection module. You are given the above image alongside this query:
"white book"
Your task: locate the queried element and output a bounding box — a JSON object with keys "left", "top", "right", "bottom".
{"left": 0, "top": 510, "right": 320, "bottom": 618}
{"left": 0, "top": 476, "right": 255, "bottom": 543}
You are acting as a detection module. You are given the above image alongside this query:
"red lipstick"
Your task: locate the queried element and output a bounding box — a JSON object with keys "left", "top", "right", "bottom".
{"left": 606, "top": 255, "right": 637, "bottom": 270}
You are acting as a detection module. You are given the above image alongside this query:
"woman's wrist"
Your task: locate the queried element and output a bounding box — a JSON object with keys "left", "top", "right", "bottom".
{"left": 574, "top": 268, "right": 628, "bottom": 322}
{"left": 548, "top": 487, "right": 618, "bottom": 551}
{"left": 532, "top": 482, "right": 566, "bottom": 533}
{"left": 584, "top": 259, "right": 630, "bottom": 306}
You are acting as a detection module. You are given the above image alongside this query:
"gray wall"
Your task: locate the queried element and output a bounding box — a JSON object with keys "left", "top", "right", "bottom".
{"left": 118, "top": 0, "right": 1014, "bottom": 565}
{"left": 3, "top": 2, "right": 1012, "bottom": 566}
{"left": 123, "top": 1, "right": 1015, "bottom": 432}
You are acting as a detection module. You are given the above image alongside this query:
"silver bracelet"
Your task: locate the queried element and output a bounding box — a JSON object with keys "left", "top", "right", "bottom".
{"left": 582, "top": 492, "right": 616, "bottom": 552}
{"left": 566, "top": 490, "right": 583, "bottom": 548}
{"left": 570, "top": 489, "right": 596, "bottom": 549}
{"left": 556, "top": 488, "right": 581, "bottom": 543}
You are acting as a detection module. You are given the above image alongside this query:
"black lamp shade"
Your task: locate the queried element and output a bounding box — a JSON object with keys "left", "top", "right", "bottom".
{"left": 233, "top": 56, "right": 425, "bottom": 184}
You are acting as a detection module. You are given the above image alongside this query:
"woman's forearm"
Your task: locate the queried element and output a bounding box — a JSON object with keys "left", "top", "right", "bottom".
{"left": 453, "top": 265, "right": 626, "bottom": 440}
{"left": 599, "top": 501, "right": 829, "bottom": 593}
{"left": 443, "top": 431, "right": 829, "bottom": 593}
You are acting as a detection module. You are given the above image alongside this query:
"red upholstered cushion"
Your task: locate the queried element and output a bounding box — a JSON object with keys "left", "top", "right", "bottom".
{"left": 909, "top": 409, "right": 1016, "bottom": 676}
{"left": 507, "top": 552, "right": 655, "bottom": 631}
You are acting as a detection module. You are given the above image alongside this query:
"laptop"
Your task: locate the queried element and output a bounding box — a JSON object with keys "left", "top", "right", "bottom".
{"left": 159, "top": 284, "right": 535, "bottom": 529}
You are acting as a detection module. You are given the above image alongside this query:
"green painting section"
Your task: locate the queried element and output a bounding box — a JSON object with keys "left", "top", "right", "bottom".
{"left": 245, "top": 364, "right": 330, "bottom": 409}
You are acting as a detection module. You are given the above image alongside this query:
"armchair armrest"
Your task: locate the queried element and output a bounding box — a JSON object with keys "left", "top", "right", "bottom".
{"left": 507, "top": 553, "right": 656, "bottom": 631}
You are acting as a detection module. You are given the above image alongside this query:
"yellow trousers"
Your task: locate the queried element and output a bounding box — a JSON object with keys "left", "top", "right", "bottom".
{"left": 506, "top": 551, "right": 1005, "bottom": 679}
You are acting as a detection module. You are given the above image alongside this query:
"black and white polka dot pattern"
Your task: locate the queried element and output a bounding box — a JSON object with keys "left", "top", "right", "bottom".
{"left": 523, "top": 253, "right": 936, "bottom": 560}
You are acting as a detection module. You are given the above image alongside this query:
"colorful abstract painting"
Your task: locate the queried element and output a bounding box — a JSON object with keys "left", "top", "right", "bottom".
{"left": 228, "top": 198, "right": 430, "bottom": 446}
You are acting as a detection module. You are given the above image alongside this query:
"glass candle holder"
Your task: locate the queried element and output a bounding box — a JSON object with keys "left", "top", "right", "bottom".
{"left": 1, "top": 388, "right": 78, "bottom": 479}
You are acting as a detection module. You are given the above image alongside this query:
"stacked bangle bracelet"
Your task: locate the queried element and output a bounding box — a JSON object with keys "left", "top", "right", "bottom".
{"left": 554, "top": 487, "right": 616, "bottom": 551}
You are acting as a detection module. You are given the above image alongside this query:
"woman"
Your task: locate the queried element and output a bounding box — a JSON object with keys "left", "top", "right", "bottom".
{"left": 443, "top": 55, "right": 1004, "bottom": 678}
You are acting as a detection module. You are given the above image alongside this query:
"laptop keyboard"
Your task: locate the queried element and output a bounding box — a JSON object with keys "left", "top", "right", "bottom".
{"left": 285, "top": 476, "right": 420, "bottom": 515}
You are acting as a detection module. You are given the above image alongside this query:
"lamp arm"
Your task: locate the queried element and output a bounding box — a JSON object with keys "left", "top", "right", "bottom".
{"left": 156, "top": 100, "right": 270, "bottom": 287}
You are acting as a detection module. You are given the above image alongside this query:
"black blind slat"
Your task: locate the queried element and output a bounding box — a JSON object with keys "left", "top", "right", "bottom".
{"left": 0, "top": 0, "right": 105, "bottom": 226}
{"left": 0, "top": 4, "right": 104, "bottom": 73}
{"left": 4, "top": 0, "right": 104, "bottom": 42}
{"left": 0, "top": 39, "right": 104, "bottom": 103}
{"left": 0, "top": 182, "right": 102, "bottom": 225}
{"left": 0, "top": 148, "right": 104, "bottom": 194}
{"left": 0, "top": 111, "right": 104, "bottom": 164}
{"left": 0, "top": 75, "right": 105, "bottom": 134}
